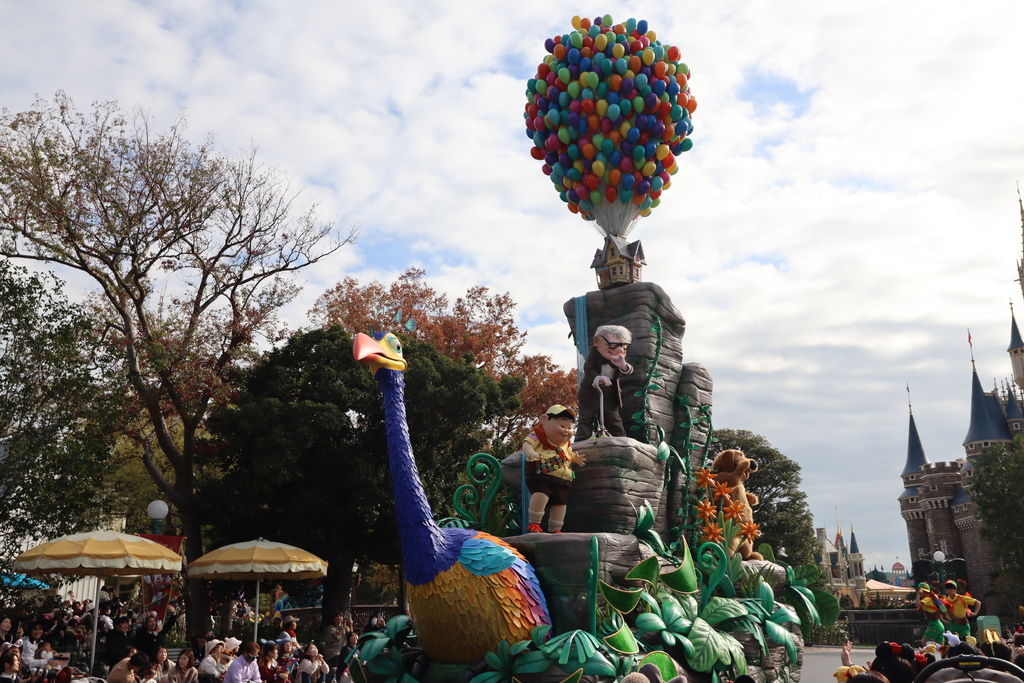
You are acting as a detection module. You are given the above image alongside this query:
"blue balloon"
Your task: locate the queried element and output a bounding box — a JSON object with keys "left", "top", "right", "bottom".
{"left": 568, "top": 48, "right": 581, "bottom": 65}
{"left": 621, "top": 174, "right": 636, "bottom": 191}
{"left": 637, "top": 19, "right": 648, "bottom": 34}
{"left": 627, "top": 127, "right": 640, "bottom": 144}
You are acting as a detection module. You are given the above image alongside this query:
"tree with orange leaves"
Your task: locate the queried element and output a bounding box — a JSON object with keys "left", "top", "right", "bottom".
{"left": 310, "top": 268, "right": 577, "bottom": 451}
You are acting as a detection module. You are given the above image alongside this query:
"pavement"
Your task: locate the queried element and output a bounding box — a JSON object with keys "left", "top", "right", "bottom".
{"left": 801, "top": 646, "right": 864, "bottom": 682}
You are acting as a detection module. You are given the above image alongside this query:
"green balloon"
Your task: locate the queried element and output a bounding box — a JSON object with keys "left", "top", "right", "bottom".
{"left": 558, "top": 127, "right": 571, "bottom": 145}
{"left": 568, "top": 82, "right": 581, "bottom": 98}
{"left": 570, "top": 31, "right": 584, "bottom": 49}
{"left": 590, "top": 189, "right": 603, "bottom": 205}
{"left": 558, "top": 68, "right": 571, "bottom": 84}
{"left": 587, "top": 71, "right": 599, "bottom": 89}
{"left": 680, "top": 138, "right": 694, "bottom": 152}
{"left": 632, "top": 96, "right": 644, "bottom": 114}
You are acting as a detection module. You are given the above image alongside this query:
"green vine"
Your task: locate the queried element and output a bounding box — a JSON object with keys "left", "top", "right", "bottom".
{"left": 440, "top": 452, "right": 517, "bottom": 536}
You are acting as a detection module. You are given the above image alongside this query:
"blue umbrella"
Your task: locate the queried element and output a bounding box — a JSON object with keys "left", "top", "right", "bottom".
{"left": 0, "top": 573, "right": 50, "bottom": 589}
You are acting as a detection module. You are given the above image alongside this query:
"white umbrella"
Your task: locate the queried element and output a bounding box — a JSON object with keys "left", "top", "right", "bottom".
{"left": 15, "top": 530, "right": 183, "bottom": 674}
{"left": 188, "top": 539, "right": 328, "bottom": 642}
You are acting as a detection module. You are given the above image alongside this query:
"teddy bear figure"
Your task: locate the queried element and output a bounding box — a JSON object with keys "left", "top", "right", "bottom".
{"left": 711, "top": 448, "right": 763, "bottom": 561}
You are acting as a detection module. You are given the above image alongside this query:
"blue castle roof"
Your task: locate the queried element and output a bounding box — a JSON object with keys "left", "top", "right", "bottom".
{"left": 951, "top": 488, "right": 971, "bottom": 506}
{"left": 903, "top": 412, "right": 930, "bottom": 475}
{"left": 899, "top": 486, "right": 920, "bottom": 499}
{"left": 849, "top": 526, "right": 860, "bottom": 554}
{"left": 963, "top": 369, "right": 1013, "bottom": 445}
{"left": 1009, "top": 314, "right": 1024, "bottom": 352}
{"left": 1007, "top": 390, "right": 1024, "bottom": 421}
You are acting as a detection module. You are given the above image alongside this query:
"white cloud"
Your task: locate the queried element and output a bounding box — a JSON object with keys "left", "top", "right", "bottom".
{"left": 2, "top": 0, "right": 1023, "bottom": 571}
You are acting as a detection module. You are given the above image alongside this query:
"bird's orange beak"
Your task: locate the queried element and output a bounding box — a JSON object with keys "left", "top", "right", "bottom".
{"left": 353, "top": 332, "right": 407, "bottom": 375}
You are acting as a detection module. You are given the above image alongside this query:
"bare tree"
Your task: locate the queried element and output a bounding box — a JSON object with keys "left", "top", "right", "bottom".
{"left": 0, "top": 92, "right": 355, "bottom": 631}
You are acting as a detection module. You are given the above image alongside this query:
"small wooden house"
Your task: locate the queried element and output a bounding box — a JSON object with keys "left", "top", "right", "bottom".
{"left": 591, "top": 235, "right": 646, "bottom": 289}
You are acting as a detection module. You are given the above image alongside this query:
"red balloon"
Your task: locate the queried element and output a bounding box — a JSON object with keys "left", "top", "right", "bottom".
{"left": 530, "top": 147, "right": 545, "bottom": 160}
{"left": 605, "top": 186, "right": 617, "bottom": 202}
{"left": 581, "top": 99, "right": 596, "bottom": 115}
{"left": 585, "top": 173, "right": 600, "bottom": 190}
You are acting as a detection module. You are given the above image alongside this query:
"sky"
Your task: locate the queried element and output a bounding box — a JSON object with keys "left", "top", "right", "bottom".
{"left": 2, "top": 0, "right": 1023, "bottom": 574}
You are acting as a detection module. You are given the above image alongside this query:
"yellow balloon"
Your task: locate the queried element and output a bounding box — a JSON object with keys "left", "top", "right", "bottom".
{"left": 625, "top": 70, "right": 635, "bottom": 80}
{"left": 640, "top": 208, "right": 652, "bottom": 217}
{"left": 571, "top": 15, "right": 582, "bottom": 29}
{"left": 656, "top": 144, "right": 669, "bottom": 160}
{"left": 574, "top": 160, "right": 585, "bottom": 172}
{"left": 642, "top": 49, "right": 655, "bottom": 66}
{"left": 666, "top": 63, "right": 676, "bottom": 76}
{"left": 594, "top": 33, "right": 608, "bottom": 51}
{"left": 592, "top": 159, "right": 606, "bottom": 176}
{"left": 612, "top": 43, "right": 625, "bottom": 59}
{"left": 596, "top": 99, "right": 608, "bottom": 116}
{"left": 642, "top": 161, "right": 657, "bottom": 176}
{"left": 619, "top": 121, "right": 632, "bottom": 137}
{"left": 647, "top": 30, "right": 657, "bottom": 41}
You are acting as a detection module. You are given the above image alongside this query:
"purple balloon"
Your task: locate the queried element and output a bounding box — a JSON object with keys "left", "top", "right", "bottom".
{"left": 545, "top": 38, "right": 556, "bottom": 53}
{"left": 568, "top": 112, "right": 580, "bottom": 128}
{"left": 620, "top": 141, "right": 633, "bottom": 157}
{"left": 635, "top": 114, "right": 648, "bottom": 129}
{"left": 558, "top": 152, "right": 570, "bottom": 167}
{"left": 568, "top": 189, "right": 580, "bottom": 203}
{"left": 645, "top": 93, "right": 659, "bottom": 110}
{"left": 547, "top": 85, "right": 560, "bottom": 101}
{"left": 568, "top": 65, "right": 580, "bottom": 79}
{"left": 546, "top": 151, "right": 559, "bottom": 165}
{"left": 537, "top": 96, "right": 550, "bottom": 111}
{"left": 640, "top": 65, "right": 652, "bottom": 78}
{"left": 637, "top": 180, "right": 651, "bottom": 195}
{"left": 621, "top": 77, "right": 634, "bottom": 95}
{"left": 651, "top": 121, "right": 665, "bottom": 138}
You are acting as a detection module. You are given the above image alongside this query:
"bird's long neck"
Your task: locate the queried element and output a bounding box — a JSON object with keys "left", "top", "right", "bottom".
{"left": 377, "top": 369, "right": 447, "bottom": 577}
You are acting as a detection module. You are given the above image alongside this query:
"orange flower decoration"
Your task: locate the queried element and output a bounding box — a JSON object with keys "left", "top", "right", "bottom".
{"left": 695, "top": 467, "right": 717, "bottom": 488}
{"left": 695, "top": 499, "right": 717, "bottom": 522}
{"left": 702, "top": 523, "right": 725, "bottom": 544}
{"left": 740, "top": 521, "right": 761, "bottom": 542}
{"left": 723, "top": 499, "right": 747, "bottom": 521}
{"left": 711, "top": 480, "right": 733, "bottom": 502}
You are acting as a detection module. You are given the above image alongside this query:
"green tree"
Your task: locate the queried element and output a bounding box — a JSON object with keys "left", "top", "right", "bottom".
{"left": 711, "top": 429, "right": 818, "bottom": 568}
{"left": 967, "top": 435, "right": 1024, "bottom": 603}
{"left": 202, "top": 326, "right": 523, "bottom": 623}
{"left": 0, "top": 259, "right": 116, "bottom": 585}
{"left": 0, "top": 93, "right": 353, "bottom": 632}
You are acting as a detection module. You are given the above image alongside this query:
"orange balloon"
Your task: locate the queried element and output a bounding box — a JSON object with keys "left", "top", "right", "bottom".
{"left": 580, "top": 16, "right": 591, "bottom": 29}
{"left": 608, "top": 130, "right": 622, "bottom": 144}
{"left": 676, "top": 73, "right": 688, "bottom": 89}
{"left": 582, "top": 143, "right": 596, "bottom": 159}
{"left": 653, "top": 62, "right": 667, "bottom": 78}
{"left": 628, "top": 55, "right": 641, "bottom": 73}
{"left": 609, "top": 74, "right": 622, "bottom": 91}
{"left": 608, "top": 168, "right": 622, "bottom": 186}
{"left": 568, "top": 203, "right": 580, "bottom": 214}
{"left": 581, "top": 47, "right": 593, "bottom": 58}
{"left": 554, "top": 44, "right": 567, "bottom": 60}
{"left": 587, "top": 114, "right": 600, "bottom": 130}
{"left": 633, "top": 192, "right": 643, "bottom": 205}
{"left": 686, "top": 98, "right": 698, "bottom": 113}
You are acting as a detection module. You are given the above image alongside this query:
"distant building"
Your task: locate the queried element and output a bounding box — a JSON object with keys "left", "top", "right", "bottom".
{"left": 897, "top": 196, "right": 1024, "bottom": 606}
{"left": 815, "top": 524, "right": 867, "bottom": 607}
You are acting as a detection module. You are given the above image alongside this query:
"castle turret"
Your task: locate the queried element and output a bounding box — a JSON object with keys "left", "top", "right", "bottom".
{"left": 1008, "top": 311, "right": 1024, "bottom": 392}
{"left": 963, "top": 366, "right": 1012, "bottom": 456}
{"left": 1006, "top": 386, "right": 1024, "bottom": 435}
{"left": 899, "top": 404, "right": 930, "bottom": 563}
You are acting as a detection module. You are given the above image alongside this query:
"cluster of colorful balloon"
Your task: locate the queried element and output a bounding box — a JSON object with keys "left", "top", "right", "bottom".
{"left": 525, "top": 15, "right": 696, "bottom": 235}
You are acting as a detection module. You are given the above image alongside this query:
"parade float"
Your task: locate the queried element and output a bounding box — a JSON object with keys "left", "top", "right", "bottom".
{"left": 353, "top": 15, "right": 838, "bottom": 683}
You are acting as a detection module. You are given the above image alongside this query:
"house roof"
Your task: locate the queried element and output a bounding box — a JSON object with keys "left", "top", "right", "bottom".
{"left": 590, "top": 235, "right": 646, "bottom": 268}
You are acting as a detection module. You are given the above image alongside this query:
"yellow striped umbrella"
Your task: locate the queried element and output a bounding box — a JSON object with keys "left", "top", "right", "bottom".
{"left": 188, "top": 539, "right": 328, "bottom": 641}
{"left": 15, "top": 531, "right": 183, "bottom": 672}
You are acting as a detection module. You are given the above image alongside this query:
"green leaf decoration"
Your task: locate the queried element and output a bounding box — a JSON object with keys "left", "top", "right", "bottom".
{"left": 635, "top": 612, "right": 666, "bottom": 632}
{"left": 721, "top": 633, "right": 748, "bottom": 674}
{"left": 509, "top": 640, "right": 532, "bottom": 657}
{"left": 638, "top": 651, "right": 678, "bottom": 682}
{"left": 357, "top": 635, "right": 389, "bottom": 662}
{"left": 790, "top": 564, "right": 819, "bottom": 586}
{"left": 686, "top": 618, "right": 731, "bottom": 672}
{"left": 757, "top": 544, "right": 776, "bottom": 563}
{"left": 625, "top": 555, "right": 662, "bottom": 587}
{"left": 758, "top": 579, "right": 776, "bottom": 613}
{"left": 764, "top": 621, "right": 797, "bottom": 663}
{"left": 700, "top": 596, "right": 748, "bottom": 626}
{"left": 540, "top": 630, "right": 608, "bottom": 673}
{"left": 769, "top": 604, "right": 800, "bottom": 625}
{"left": 513, "top": 651, "right": 555, "bottom": 675}
{"left": 678, "top": 592, "right": 699, "bottom": 620}
{"left": 602, "top": 622, "right": 640, "bottom": 654}
{"left": 530, "top": 625, "right": 552, "bottom": 648}
{"left": 599, "top": 580, "right": 644, "bottom": 614}
{"left": 656, "top": 441, "right": 671, "bottom": 461}
{"left": 364, "top": 649, "right": 404, "bottom": 676}
{"left": 349, "top": 659, "right": 368, "bottom": 683}
{"left": 810, "top": 587, "right": 841, "bottom": 627}
{"left": 659, "top": 543, "right": 698, "bottom": 593}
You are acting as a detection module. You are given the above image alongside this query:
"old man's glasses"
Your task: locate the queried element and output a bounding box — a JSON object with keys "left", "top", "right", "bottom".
{"left": 600, "top": 335, "right": 630, "bottom": 350}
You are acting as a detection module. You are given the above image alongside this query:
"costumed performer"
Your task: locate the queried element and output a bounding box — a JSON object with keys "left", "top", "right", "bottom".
{"left": 576, "top": 325, "right": 633, "bottom": 440}
{"left": 523, "top": 405, "right": 584, "bottom": 533}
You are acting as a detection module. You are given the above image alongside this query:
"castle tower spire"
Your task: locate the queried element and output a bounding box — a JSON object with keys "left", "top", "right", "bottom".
{"left": 903, "top": 394, "right": 930, "bottom": 475}
{"left": 963, "top": 362, "right": 1012, "bottom": 456}
{"left": 1009, "top": 302, "right": 1024, "bottom": 392}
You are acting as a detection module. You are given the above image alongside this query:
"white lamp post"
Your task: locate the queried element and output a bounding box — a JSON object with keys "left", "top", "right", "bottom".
{"left": 147, "top": 500, "right": 170, "bottom": 534}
